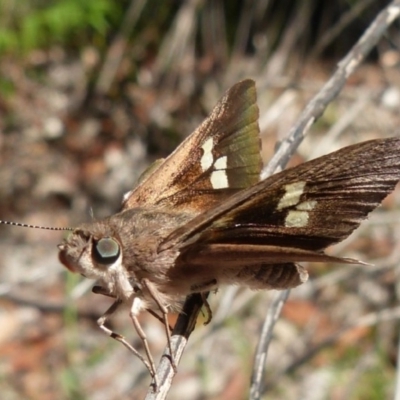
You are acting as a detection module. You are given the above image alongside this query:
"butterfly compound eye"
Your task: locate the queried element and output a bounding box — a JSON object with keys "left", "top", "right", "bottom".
{"left": 93, "top": 237, "right": 120, "bottom": 265}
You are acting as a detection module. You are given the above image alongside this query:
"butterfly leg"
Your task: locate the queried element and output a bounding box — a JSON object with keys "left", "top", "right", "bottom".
{"left": 129, "top": 296, "right": 159, "bottom": 384}
{"left": 145, "top": 309, "right": 174, "bottom": 331}
{"left": 142, "top": 279, "right": 177, "bottom": 372}
{"left": 93, "top": 285, "right": 172, "bottom": 329}
{"left": 98, "top": 299, "right": 158, "bottom": 387}
{"left": 92, "top": 285, "right": 115, "bottom": 298}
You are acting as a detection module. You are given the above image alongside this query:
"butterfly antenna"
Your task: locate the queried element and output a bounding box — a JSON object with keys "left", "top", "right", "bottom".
{"left": 0, "top": 220, "right": 74, "bottom": 231}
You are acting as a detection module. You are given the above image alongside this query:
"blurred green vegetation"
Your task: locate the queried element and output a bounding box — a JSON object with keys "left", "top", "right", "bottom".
{"left": 0, "top": 0, "right": 123, "bottom": 54}
{"left": 0, "top": 0, "right": 390, "bottom": 57}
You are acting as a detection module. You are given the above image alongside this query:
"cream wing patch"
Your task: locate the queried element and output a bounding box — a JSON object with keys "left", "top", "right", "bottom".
{"left": 211, "top": 170, "right": 229, "bottom": 189}
{"left": 200, "top": 138, "right": 229, "bottom": 189}
{"left": 201, "top": 138, "right": 214, "bottom": 171}
{"left": 276, "top": 181, "right": 317, "bottom": 227}
{"left": 285, "top": 210, "right": 309, "bottom": 228}
{"left": 277, "top": 182, "right": 306, "bottom": 210}
{"left": 296, "top": 200, "right": 317, "bottom": 211}
{"left": 214, "top": 155, "right": 227, "bottom": 170}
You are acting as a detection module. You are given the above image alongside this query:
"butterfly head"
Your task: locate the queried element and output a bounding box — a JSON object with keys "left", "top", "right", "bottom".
{"left": 58, "top": 228, "right": 117, "bottom": 274}
{"left": 58, "top": 221, "right": 136, "bottom": 299}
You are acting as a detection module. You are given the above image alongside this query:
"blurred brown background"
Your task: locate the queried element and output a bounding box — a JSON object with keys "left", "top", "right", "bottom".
{"left": 1, "top": 1, "right": 400, "bottom": 399}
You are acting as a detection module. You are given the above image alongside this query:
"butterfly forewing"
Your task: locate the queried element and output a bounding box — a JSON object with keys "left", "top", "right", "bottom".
{"left": 122, "top": 80, "right": 262, "bottom": 213}
{"left": 162, "top": 138, "right": 400, "bottom": 254}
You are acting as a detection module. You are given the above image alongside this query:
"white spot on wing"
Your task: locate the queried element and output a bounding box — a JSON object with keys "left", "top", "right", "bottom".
{"left": 296, "top": 200, "right": 317, "bottom": 211}
{"left": 214, "top": 155, "right": 227, "bottom": 170}
{"left": 201, "top": 138, "right": 214, "bottom": 171}
{"left": 285, "top": 210, "right": 309, "bottom": 227}
{"left": 277, "top": 181, "right": 306, "bottom": 210}
{"left": 211, "top": 170, "right": 228, "bottom": 189}
{"left": 278, "top": 182, "right": 317, "bottom": 228}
